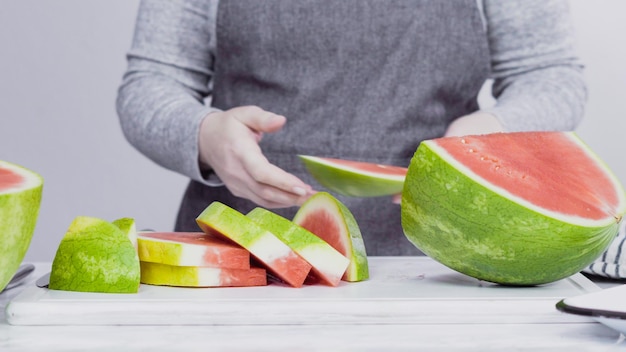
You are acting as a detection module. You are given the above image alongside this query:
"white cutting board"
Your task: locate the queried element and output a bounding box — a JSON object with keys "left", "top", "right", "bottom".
{"left": 5, "top": 257, "right": 598, "bottom": 326}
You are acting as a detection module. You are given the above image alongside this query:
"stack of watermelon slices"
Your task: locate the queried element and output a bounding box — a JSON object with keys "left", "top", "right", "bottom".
{"left": 138, "top": 192, "right": 369, "bottom": 288}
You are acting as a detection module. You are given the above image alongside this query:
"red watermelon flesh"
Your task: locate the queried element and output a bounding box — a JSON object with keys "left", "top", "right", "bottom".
{"left": 436, "top": 132, "right": 624, "bottom": 223}
{"left": 296, "top": 209, "right": 348, "bottom": 256}
{"left": 0, "top": 168, "right": 25, "bottom": 191}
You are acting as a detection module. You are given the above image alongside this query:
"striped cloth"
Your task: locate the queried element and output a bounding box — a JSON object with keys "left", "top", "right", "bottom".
{"left": 583, "top": 222, "right": 626, "bottom": 280}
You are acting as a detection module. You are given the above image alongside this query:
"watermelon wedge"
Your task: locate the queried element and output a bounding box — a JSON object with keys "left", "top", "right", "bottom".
{"left": 402, "top": 131, "right": 626, "bottom": 285}
{"left": 0, "top": 161, "right": 43, "bottom": 292}
{"left": 293, "top": 192, "right": 369, "bottom": 282}
{"left": 137, "top": 232, "right": 251, "bottom": 269}
{"left": 196, "top": 202, "right": 312, "bottom": 288}
{"left": 298, "top": 155, "right": 407, "bottom": 197}
{"left": 247, "top": 207, "right": 350, "bottom": 286}
{"left": 140, "top": 262, "right": 267, "bottom": 288}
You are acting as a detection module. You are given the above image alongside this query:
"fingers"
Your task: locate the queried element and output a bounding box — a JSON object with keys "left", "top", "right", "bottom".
{"left": 232, "top": 106, "right": 286, "bottom": 134}
{"left": 238, "top": 152, "right": 315, "bottom": 208}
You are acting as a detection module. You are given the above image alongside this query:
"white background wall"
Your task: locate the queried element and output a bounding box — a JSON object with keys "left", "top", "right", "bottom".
{"left": 1, "top": 0, "right": 625, "bottom": 261}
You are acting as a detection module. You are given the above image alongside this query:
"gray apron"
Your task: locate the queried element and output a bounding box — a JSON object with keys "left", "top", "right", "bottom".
{"left": 176, "top": 0, "right": 490, "bottom": 256}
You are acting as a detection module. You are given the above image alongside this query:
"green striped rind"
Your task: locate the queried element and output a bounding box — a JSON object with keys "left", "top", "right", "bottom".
{"left": 0, "top": 161, "right": 43, "bottom": 291}
{"left": 401, "top": 141, "right": 620, "bottom": 286}
{"left": 334, "top": 199, "right": 370, "bottom": 282}
{"left": 299, "top": 155, "right": 405, "bottom": 197}
{"left": 49, "top": 216, "right": 140, "bottom": 293}
{"left": 137, "top": 237, "right": 184, "bottom": 265}
{"left": 196, "top": 202, "right": 269, "bottom": 248}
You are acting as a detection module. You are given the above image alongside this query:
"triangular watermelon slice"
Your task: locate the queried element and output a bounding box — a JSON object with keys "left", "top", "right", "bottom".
{"left": 299, "top": 155, "right": 407, "bottom": 197}
{"left": 0, "top": 161, "right": 43, "bottom": 292}
{"left": 293, "top": 192, "right": 369, "bottom": 282}
{"left": 402, "top": 131, "right": 626, "bottom": 285}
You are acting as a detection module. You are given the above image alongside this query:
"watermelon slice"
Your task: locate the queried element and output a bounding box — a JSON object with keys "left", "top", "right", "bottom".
{"left": 247, "top": 207, "right": 350, "bottom": 286}
{"left": 298, "top": 155, "right": 407, "bottom": 197}
{"left": 0, "top": 161, "right": 43, "bottom": 292}
{"left": 293, "top": 192, "right": 369, "bottom": 282}
{"left": 196, "top": 202, "right": 312, "bottom": 288}
{"left": 140, "top": 262, "right": 267, "bottom": 288}
{"left": 137, "top": 232, "right": 251, "bottom": 269}
{"left": 402, "top": 131, "right": 626, "bottom": 285}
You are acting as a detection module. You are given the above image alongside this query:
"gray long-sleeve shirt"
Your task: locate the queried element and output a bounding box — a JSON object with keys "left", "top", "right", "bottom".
{"left": 116, "top": 0, "right": 586, "bottom": 186}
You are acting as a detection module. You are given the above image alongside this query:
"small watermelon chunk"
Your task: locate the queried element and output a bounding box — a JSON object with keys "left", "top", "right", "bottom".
{"left": 402, "top": 131, "right": 626, "bottom": 285}
{"left": 293, "top": 192, "right": 369, "bottom": 282}
{"left": 299, "top": 155, "right": 407, "bottom": 197}
{"left": 196, "top": 202, "right": 312, "bottom": 288}
{"left": 137, "top": 232, "right": 251, "bottom": 269}
{"left": 247, "top": 207, "right": 350, "bottom": 286}
{"left": 140, "top": 262, "right": 267, "bottom": 287}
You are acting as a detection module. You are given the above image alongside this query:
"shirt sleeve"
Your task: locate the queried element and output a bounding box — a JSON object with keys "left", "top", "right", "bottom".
{"left": 116, "top": 0, "right": 223, "bottom": 186}
{"left": 482, "top": 0, "right": 587, "bottom": 131}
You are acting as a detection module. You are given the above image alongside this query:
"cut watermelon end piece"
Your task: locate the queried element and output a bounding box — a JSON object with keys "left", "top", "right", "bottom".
{"left": 49, "top": 216, "right": 140, "bottom": 293}
{"left": 140, "top": 261, "right": 267, "bottom": 288}
{"left": 196, "top": 202, "right": 312, "bottom": 288}
{"left": 0, "top": 161, "right": 43, "bottom": 292}
{"left": 247, "top": 207, "right": 350, "bottom": 287}
{"left": 293, "top": 192, "right": 369, "bottom": 282}
{"left": 137, "top": 232, "right": 251, "bottom": 269}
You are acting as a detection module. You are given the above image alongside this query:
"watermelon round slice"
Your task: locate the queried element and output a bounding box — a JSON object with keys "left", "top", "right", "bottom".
{"left": 0, "top": 161, "right": 43, "bottom": 292}
{"left": 401, "top": 132, "right": 626, "bottom": 286}
{"left": 299, "top": 155, "right": 407, "bottom": 197}
{"left": 293, "top": 192, "right": 369, "bottom": 282}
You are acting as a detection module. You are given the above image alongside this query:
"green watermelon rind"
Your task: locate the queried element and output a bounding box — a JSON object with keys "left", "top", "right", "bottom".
{"left": 48, "top": 217, "right": 140, "bottom": 293}
{"left": 401, "top": 140, "right": 621, "bottom": 286}
{"left": 299, "top": 155, "right": 405, "bottom": 197}
{"left": 0, "top": 161, "right": 43, "bottom": 291}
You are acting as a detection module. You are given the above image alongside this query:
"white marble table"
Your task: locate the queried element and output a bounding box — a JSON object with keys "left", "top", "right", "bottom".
{"left": 1, "top": 259, "right": 624, "bottom": 351}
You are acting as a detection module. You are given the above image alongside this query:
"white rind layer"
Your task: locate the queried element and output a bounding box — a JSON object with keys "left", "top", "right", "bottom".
{"left": 427, "top": 133, "right": 626, "bottom": 228}
{"left": 246, "top": 231, "right": 293, "bottom": 263}
{"left": 299, "top": 245, "right": 349, "bottom": 279}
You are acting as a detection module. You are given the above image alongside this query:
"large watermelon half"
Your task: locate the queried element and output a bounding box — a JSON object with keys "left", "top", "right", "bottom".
{"left": 401, "top": 132, "right": 626, "bottom": 286}
{"left": 0, "top": 161, "right": 43, "bottom": 291}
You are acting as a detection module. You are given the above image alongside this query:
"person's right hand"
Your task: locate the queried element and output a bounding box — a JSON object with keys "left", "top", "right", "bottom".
{"left": 198, "top": 106, "right": 314, "bottom": 208}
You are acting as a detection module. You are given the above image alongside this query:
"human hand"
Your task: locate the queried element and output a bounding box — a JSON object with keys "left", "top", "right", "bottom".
{"left": 444, "top": 111, "right": 505, "bottom": 137}
{"left": 198, "top": 106, "right": 314, "bottom": 208}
